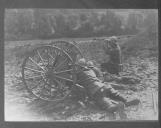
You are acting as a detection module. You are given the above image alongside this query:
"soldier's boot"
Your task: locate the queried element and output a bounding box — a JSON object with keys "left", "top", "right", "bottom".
{"left": 114, "top": 95, "right": 140, "bottom": 107}
{"left": 117, "top": 102, "right": 127, "bottom": 120}
{"left": 107, "top": 101, "right": 127, "bottom": 120}
{"left": 124, "top": 98, "right": 140, "bottom": 107}
{"left": 108, "top": 89, "right": 140, "bottom": 107}
{"left": 106, "top": 100, "right": 124, "bottom": 112}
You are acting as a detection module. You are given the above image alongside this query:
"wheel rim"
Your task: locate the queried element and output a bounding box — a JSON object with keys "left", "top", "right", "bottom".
{"left": 50, "top": 41, "right": 84, "bottom": 63}
{"left": 22, "top": 45, "right": 75, "bottom": 101}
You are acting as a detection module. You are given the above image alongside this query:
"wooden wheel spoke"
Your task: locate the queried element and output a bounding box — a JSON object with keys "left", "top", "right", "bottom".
{"left": 52, "top": 54, "right": 60, "bottom": 68}
{"left": 54, "top": 78, "right": 63, "bottom": 89}
{"left": 25, "top": 75, "right": 42, "bottom": 80}
{"left": 31, "top": 84, "right": 38, "bottom": 90}
{"left": 39, "top": 86, "right": 46, "bottom": 96}
{"left": 49, "top": 87, "right": 52, "bottom": 96}
{"left": 44, "top": 49, "right": 50, "bottom": 65}
{"left": 29, "top": 57, "right": 45, "bottom": 71}
{"left": 24, "top": 67, "right": 44, "bottom": 73}
{"left": 54, "top": 69, "right": 73, "bottom": 74}
{"left": 45, "top": 85, "right": 52, "bottom": 95}
{"left": 30, "top": 79, "right": 43, "bottom": 90}
{"left": 48, "top": 53, "right": 55, "bottom": 61}
{"left": 54, "top": 58, "right": 68, "bottom": 71}
{"left": 54, "top": 75, "right": 73, "bottom": 82}
{"left": 37, "top": 50, "right": 45, "bottom": 65}
{"left": 54, "top": 49, "right": 61, "bottom": 56}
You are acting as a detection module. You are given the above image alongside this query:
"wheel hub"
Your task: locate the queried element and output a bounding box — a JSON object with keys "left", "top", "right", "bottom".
{"left": 44, "top": 66, "right": 55, "bottom": 79}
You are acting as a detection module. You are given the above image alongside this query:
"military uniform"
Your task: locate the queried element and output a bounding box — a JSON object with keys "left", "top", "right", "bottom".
{"left": 101, "top": 40, "right": 123, "bottom": 75}
{"left": 76, "top": 67, "right": 103, "bottom": 96}
{"left": 76, "top": 66, "right": 127, "bottom": 112}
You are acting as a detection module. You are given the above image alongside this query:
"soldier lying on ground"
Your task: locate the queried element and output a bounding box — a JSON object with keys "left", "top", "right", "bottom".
{"left": 73, "top": 58, "right": 140, "bottom": 115}
{"left": 101, "top": 36, "right": 122, "bottom": 75}
{"left": 87, "top": 60, "right": 141, "bottom": 91}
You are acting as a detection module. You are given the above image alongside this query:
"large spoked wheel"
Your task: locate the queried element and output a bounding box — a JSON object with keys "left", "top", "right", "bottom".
{"left": 50, "top": 40, "right": 84, "bottom": 62}
{"left": 22, "top": 45, "right": 75, "bottom": 101}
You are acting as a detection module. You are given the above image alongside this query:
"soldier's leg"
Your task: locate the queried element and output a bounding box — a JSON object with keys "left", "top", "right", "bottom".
{"left": 102, "top": 85, "right": 140, "bottom": 106}
{"left": 96, "top": 97, "right": 122, "bottom": 112}
{"left": 71, "top": 84, "right": 87, "bottom": 101}
{"left": 92, "top": 90, "right": 127, "bottom": 120}
{"left": 93, "top": 90, "right": 123, "bottom": 112}
{"left": 101, "top": 85, "right": 127, "bottom": 103}
{"left": 95, "top": 96, "right": 127, "bottom": 120}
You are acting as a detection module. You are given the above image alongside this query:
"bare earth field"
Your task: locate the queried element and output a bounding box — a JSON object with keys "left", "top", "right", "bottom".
{"left": 4, "top": 37, "right": 158, "bottom": 121}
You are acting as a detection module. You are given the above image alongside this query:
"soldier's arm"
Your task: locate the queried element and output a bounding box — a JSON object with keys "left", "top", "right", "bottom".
{"left": 103, "top": 72, "right": 121, "bottom": 82}
{"left": 103, "top": 42, "right": 113, "bottom": 55}
{"left": 92, "top": 67, "right": 104, "bottom": 79}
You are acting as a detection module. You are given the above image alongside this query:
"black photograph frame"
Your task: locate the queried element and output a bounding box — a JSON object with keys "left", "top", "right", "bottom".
{"left": 0, "top": 0, "right": 160, "bottom": 128}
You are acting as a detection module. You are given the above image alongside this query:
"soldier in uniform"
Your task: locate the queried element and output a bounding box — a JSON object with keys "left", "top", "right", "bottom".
{"left": 101, "top": 36, "right": 122, "bottom": 75}
{"left": 75, "top": 58, "right": 140, "bottom": 114}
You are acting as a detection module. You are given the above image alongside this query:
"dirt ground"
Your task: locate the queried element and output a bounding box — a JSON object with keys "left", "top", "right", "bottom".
{"left": 4, "top": 38, "right": 158, "bottom": 121}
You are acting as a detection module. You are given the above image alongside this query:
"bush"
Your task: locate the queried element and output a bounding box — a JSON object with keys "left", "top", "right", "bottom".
{"left": 122, "top": 25, "right": 158, "bottom": 58}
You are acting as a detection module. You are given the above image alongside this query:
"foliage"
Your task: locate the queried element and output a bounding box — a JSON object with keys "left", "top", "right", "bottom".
{"left": 5, "top": 9, "right": 158, "bottom": 41}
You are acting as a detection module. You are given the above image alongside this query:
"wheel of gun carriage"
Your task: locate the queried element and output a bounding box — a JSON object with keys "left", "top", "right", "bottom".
{"left": 50, "top": 40, "right": 84, "bottom": 62}
{"left": 22, "top": 45, "right": 76, "bottom": 101}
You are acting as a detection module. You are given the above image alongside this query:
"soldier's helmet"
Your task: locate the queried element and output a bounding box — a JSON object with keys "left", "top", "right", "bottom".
{"left": 110, "top": 36, "right": 118, "bottom": 42}
{"left": 105, "top": 36, "right": 117, "bottom": 45}
{"left": 109, "top": 36, "right": 118, "bottom": 48}
{"left": 87, "top": 61, "right": 94, "bottom": 67}
{"left": 77, "top": 58, "right": 87, "bottom": 67}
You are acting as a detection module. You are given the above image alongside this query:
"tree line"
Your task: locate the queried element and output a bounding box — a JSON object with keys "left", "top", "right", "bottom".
{"left": 5, "top": 9, "right": 157, "bottom": 41}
